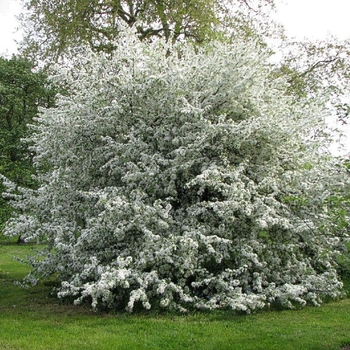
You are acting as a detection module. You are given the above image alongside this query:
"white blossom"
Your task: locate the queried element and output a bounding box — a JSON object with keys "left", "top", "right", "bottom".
{"left": 3, "top": 28, "right": 349, "bottom": 312}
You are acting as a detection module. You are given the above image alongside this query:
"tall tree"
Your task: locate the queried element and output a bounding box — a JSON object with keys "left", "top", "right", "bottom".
{"left": 268, "top": 37, "right": 350, "bottom": 156}
{"left": 274, "top": 38, "right": 350, "bottom": 99}
{"left": 19, "top": 0, "right": 277, "bottom": 62}
{"left": 0, "top": 56, "right": 55, "bottom": 231}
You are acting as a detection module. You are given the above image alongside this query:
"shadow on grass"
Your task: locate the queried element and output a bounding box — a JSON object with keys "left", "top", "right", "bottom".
{"left": 1, "top": 243, "right": 350, "bottom": 350}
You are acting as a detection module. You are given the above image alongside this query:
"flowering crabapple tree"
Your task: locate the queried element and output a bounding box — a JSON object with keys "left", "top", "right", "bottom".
{"left": 3, "top": 29, "right": 349, "bottom": 312}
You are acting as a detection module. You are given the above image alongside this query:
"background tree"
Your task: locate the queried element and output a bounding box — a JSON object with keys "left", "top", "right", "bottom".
{"left": 19, "top": 0, "right": 277, "bottom": 62}
{"left": 3, "top": 31, "right": 348, "bottom": 312}
{"left": 270, "top": 37, "right": 350, "bottom": 279}
{"left": 275, "top": 38, "right": 350, "bottom": 103}
{"left": 0, "top": 56, "right": 55, "bottom": 233}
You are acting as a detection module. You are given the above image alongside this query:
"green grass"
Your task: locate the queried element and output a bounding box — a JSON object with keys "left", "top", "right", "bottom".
{"left": 1, "top": 244, "right": 350, "bottom": 350}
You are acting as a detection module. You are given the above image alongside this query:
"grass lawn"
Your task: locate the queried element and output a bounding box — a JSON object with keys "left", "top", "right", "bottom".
{"left": 1, "top": 243, "right": 350, "bottom": 350}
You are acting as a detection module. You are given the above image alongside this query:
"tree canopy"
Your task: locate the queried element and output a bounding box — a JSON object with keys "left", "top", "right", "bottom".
{"left": 19, "top": 0, "right": 277, "bottom": 62}
{"left": 0, "top": 56, "right": 55, "bottom": 230}
{"left": 3, "top": 30, "right": 348, "bottom": 312}
{"left": 276, "top": 38, "right": 350, "bottom": 125}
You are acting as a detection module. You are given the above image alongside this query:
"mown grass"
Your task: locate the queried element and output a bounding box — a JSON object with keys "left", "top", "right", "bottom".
{"left": 1, "top": 244, "right": 350, "bottom": 350}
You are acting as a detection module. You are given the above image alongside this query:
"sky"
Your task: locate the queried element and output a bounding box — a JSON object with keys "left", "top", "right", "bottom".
{"left": 0, "top": 0, "right": 22, "bottom": 57}
{"left": 275, "top": 0, "right": 350, "bottom": 40}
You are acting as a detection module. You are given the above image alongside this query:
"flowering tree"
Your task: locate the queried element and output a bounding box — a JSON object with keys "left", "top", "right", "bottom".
{"left": 3, "top": 30, "right": 348, "bottom": 312}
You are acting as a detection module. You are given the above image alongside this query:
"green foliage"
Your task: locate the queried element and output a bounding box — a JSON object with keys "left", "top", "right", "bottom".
{"left": 337, "top": 252, "right": 350, "bottom": 284}
{"left": 19, "top": 0, "right": 278, "bottom": 62}
{"left": 20, "top": 0, "right": 216, "bottom": 61}
{"left": 0, "top": 56, "right": 55, "bottom": 231}
{"left": 273, "top": 38, "right": 350, "bottom": 119}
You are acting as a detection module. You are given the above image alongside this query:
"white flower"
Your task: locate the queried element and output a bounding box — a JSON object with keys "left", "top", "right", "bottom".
{"left": 4, "top": 28, "right": 349, "bottom": 313}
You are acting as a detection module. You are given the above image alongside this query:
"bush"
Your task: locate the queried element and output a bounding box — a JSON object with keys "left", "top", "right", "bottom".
{"left": 3, "top": 30, "right": 349, "bottom": 312}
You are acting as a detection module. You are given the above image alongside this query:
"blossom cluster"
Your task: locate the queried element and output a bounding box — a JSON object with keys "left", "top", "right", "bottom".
{"left": 3, "top": 29, "right": 349, "bottom": 312}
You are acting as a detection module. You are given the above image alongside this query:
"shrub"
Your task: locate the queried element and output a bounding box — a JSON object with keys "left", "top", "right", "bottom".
{"left": 3, "top": 30, "right": 349, "bottom": 312}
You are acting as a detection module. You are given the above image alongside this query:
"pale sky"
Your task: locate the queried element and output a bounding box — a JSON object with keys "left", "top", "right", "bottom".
{"left": 275, "top": 0, "right": 350, "bottom": 40}
{"left": 0, "top": 0, "right": 22, "bottom": 56}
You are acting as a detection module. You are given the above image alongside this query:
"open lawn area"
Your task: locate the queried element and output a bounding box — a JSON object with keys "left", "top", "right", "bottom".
{"left": 1, "top": 243, "right": 350, "bottom": 350}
